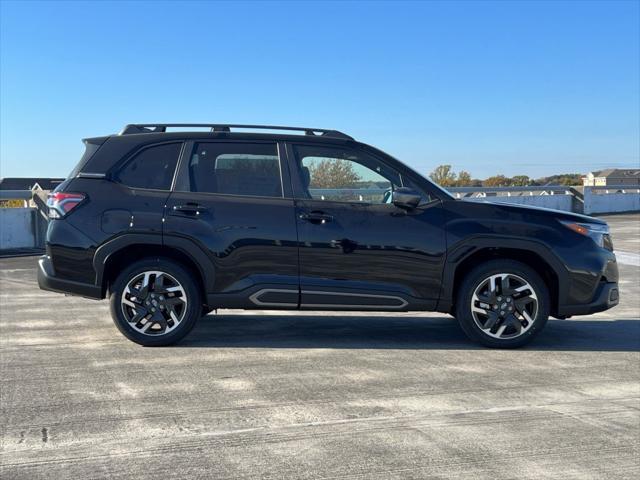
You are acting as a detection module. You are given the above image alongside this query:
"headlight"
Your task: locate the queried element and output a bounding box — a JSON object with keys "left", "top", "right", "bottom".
{"left": 560, "top": 220, "right": 612, "bottom": 250}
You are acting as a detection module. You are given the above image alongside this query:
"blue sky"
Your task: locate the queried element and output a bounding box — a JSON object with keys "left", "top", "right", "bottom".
{"left": 1, "top": 0, "right": 638, "bottom": 179}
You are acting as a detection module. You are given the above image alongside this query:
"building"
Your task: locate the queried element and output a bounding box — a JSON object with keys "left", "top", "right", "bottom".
{"left": 583, "top": 169, "right": 640, "bottom": 187}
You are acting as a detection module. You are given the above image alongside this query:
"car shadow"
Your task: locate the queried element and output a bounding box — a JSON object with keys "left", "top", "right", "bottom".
{"left": 181, "top": 314, "right": 640, "bottom": 352}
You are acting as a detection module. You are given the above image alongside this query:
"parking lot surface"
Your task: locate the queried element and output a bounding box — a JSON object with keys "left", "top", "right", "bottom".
{"left": 1, "top": 214, "right": 639, "bottom": 479}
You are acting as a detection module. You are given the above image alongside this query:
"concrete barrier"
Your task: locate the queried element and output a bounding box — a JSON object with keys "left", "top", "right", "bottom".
{"left": 448, "top": 186, "right": 576, "bottom": 212}
{"left": 449, "top": 185, "right": 639, "bottom": 215}
{"left": 584, "top": 187, "right": 640, "bottom": 215}
{"left": 461, "top": 194, "right": 574, "bottom": 211}
{"left": 0, "top": 208, "right": 36, "bottom": 249}
{"left": 0, "top": 185, "right": 638, "bottom": 254}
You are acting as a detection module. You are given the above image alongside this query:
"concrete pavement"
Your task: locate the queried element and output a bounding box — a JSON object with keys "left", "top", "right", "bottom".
{"left": 1, "top": 214, "right": 638, "bottom": 479}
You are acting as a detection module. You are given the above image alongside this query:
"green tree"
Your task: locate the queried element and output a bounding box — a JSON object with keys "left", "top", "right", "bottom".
{"left": 456, "top": 170, "right": 473, "bottom": 186}
{"left": 533, "top": 173, "right": 583, "bottom": 186}
{"left": 308, "top": 159, "right": 361, "bottom": 189}
{"left": 483, "top": 175, "right": 510, "bottom": 187}
{"left": 510, "top": 175, "right": 532, "bottom": 186}
{"left": 429, "top": 164, "right": 457, "bottom": 187}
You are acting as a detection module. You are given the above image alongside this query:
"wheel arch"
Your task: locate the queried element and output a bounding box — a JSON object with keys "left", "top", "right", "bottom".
{"left": 94, "top": 234, "right": 215, "bottom": 298}
{"left": 438, "top": 237, "right": 568, "bottom": 316}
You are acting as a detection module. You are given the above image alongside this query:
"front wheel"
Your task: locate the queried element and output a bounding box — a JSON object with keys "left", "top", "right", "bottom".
{"left": 109, "top": 258, "right": 201, "bottom": 346}
{"left": 455, "top": 260, "right": 550, "bottom": 348}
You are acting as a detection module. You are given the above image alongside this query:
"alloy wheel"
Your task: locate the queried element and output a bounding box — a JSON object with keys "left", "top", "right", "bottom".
{"left": 470, "top": 273, "right": 539, "bottom": 339}
{"left": 120, "top": 270, "right": 188, "bottom": 336}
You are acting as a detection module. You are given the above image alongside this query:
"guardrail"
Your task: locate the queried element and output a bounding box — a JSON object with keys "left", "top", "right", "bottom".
{"left": 0, "top": 185, "right": 638, "bottom": 254}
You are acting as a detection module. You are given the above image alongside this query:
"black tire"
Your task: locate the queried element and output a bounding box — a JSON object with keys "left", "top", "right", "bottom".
{"left": 455, "top": 259, "right": 550, "bottom": 348}
{"left": 109, "top": 257, "right": 201, "bottom": 346}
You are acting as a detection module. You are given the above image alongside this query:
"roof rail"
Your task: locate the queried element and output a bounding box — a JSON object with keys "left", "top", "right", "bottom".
{"left": 119, "top": 124, "right": 353, "bottom": 140}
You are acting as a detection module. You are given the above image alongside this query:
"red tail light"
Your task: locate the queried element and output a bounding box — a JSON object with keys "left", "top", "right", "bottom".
{"left": 47, "top": 192, "right": 86, "bottom": 219}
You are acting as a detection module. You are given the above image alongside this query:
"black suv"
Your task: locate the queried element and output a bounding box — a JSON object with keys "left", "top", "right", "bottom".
{"left": 38, "top": 124, "right": 619, "bottom": 348}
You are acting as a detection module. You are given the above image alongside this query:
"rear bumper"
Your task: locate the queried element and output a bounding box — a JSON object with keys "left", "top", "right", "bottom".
{"left": 37, "top": 255, "right": 102, "bottom": 299}
{"left": 557, "top": 281, "right": 619, "bottom": 316}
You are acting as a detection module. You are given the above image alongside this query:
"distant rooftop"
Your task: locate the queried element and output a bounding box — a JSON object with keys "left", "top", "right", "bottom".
{"left": 0, "top": 177, "right": 65, "bottom": 191}
{"left": 591, "top": 169, "right": 640, "bottom": 178}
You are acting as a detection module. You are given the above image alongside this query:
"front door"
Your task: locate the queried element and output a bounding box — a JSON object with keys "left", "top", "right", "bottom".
{"left": 165, "top": 140, "right": 300, "bottom": 308}
{"left": 288, "top": 143, "right": 446, "bottom": 310}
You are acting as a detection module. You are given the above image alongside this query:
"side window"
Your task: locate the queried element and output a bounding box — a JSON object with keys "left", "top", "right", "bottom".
{"left": 117, "top": 143, "right": 181, "bottom": 190}
{"left": 294, "top": 145, "right": 402, "bottom": 203}
{"left": 188, "top": 142, "right": 282, "bottom": 197}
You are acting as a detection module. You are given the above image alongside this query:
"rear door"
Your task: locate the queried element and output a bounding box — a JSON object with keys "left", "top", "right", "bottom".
{"left": 165, "top": 140, "right": 300, "bottom": 308}
{"left": 287, "top": 143, "right": 446, "bottom": 310}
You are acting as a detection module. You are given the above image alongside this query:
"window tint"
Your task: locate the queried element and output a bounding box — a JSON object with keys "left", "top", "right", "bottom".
{"left": 294, "top": 145, "right": 402, "bottom": 203}
{"left": 189, "top": 143, "right": 282, "bottom": 197}
{"left": 117, "top": 143, "right": 181, "bottom": 190}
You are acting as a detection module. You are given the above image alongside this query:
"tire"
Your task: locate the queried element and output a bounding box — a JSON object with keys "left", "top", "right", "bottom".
{"left": 455, "top": 259, "right": 550, "bottom": 348}
{"left": 109, "top": 257, "right": 201, "bottom": 346}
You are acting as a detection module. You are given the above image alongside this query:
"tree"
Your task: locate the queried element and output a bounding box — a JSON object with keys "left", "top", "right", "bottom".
{"left": 483, "top": 175, "right": 510, "bottom": 187}
{"left": 456, "top": 170, "right": 473, "bottom": 186}
{"left": 536, "top": 173, "right": 583, "bottom": 186}
{"left": 429, "top": 164, "right": 457, "bottom": 187}
{"left": 510, "top": 175, "right": 532, "bottom": 186}
{"left": 307, "top": 159, "right": 361, "bottom": 189}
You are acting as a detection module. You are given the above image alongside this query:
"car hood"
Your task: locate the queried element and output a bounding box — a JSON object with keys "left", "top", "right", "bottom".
{"left": 461, "top": 199, "right": 607, "bottom": 225}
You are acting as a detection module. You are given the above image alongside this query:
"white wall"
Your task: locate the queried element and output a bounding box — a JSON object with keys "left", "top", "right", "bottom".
{"left": 465, "top": 195, "right": 574, "bottom": 212}
{"left": 0, "top": 208, "right": 35, "bottom": 249}
{"left": 585, "top": 192, "right": 640, "bottom": 215}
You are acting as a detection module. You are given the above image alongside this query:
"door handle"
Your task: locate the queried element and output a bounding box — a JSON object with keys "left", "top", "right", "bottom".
{"left": 299, "top": 212, "right": 334, "bottom": 224}
{"left": 172, "top": 204, "right": 208, "bottom": 215}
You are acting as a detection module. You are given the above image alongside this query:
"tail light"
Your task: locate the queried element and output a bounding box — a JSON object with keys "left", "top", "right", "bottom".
{"left": 47, "top": 192, "right": 86, "bottom": 219}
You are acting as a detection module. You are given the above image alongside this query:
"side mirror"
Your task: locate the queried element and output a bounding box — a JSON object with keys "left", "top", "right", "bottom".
{"left": 392, "top": 187, "right": 422, "bottom": 209}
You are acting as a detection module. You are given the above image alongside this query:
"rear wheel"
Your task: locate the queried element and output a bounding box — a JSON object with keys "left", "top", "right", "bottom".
{"left": 109, "top": 258, "right": 201, "bottom": 346}
{"left": 455, "top": 260, "right": 550, "bottom": 348}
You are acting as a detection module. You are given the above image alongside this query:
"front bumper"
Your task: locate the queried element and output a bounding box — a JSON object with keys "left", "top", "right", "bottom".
{"left": 37, "top": 255, "right": 102, "bottom": 299}
{"left": 557, "top": 281, "right": 619, "bottom": 316}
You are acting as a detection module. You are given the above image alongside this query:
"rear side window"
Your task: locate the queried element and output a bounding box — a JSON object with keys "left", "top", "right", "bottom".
{"left": 188, "top": 142, "right": 282, "bottom": 197}
{"left": 117, "top": 143, "right": 181, "bottom": 190}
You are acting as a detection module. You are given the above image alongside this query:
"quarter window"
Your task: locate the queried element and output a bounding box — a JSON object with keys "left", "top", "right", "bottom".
{"left": 117, "top": 143, "right": 181, "bottom": 190}
{"left": 294, "top": 145, "right": 402, "bottom": 203}
{"left": 188, "top": 143, "right": 282, "bottom": 197}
